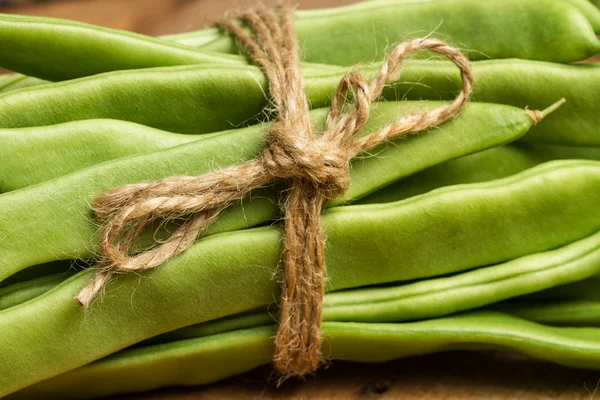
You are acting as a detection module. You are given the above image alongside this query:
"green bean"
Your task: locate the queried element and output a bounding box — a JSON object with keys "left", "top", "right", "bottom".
{"left": 171, "top": 0, "right": 600, "bottom": 64}
{"left": 12, "top": 311, "right": 600, "bottom": 399}
{"left": 359, "top": 144, "right": 600, "bottom": 204}
{"left": 0, "top": 101, "right": 541, "bottom": 280}
{"left": 0, "top": 119, "right": 197, "bottom": 192}
{"left": 1, "top": 0, "right": 597, "bottom": 81}
{"left": 0, "top": 65, "right": 271, "bottom": 134}
{"left": 9, "top": 226, "right": 600, "bottom": 335}
{"left": 0, "top": 62, "right": 352, "bottom": 133}
{"left": 492, "top": 300, "right": 600, "bottom": 326}
{"left": 0, "top": 160, "right": 599, "bottom": 395}
{"left": 0, "top": 13, "right": 243, "bottom": 81}
{"left": 0, "top": 260, "right": 82, "bottom": 289}
{"left": 0, "top": 273, "right": 75, "bottom": 311}
{"left": 0, "top": 59, "right": 588, "bottom": 146}
{"left": 0, "top": 74, "right": 46, "bottom": 93}
{"left": 0, "top": 74, "right": 25, "bottom": 90}
{"left": 144, "top": 228, "right": 600, "bottom": 343}
{"left": 340, "top": 0, "right": 600, "bottom": 34}
{"left": 374, "top": 60, "right": 600, "bottom": 146}
{"left": 321, "top": 229, "right": 600, "bottom": 322}
{"left": 563, "top": 0, "right": 600, "bottom": 31}
{"left": 355, "top": 0, "right": 600, "bottom": 34}
{"left": 521, "top": 274, "right": 600, "bottom": 301}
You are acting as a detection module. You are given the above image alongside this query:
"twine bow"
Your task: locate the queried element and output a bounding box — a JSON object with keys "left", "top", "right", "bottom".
{"left": 76, "top": 5, "right": 473, "bottom": 378}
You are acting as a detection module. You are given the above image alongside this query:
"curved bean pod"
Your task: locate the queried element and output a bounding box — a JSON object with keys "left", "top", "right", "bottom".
{"left": 335, "top": 0, "right": 600, "bottom": 34}
{"left": 11, "top": 312, "right": 600, "bottom": 399}
{"left": 0, "top": 119, "right": 196, "bottom": 192}
{"left": 0, "top": 59, "right": 590, "bottom": 146}
{"left": 563, "top": 0, "right": 600, "bottom": 31}
{"left": 0, "top": 62, "right": 350, "bottom": 133}
{"left": 175, "top": 0, "right": 600, "bottom": 64}
{"left": 0, "top": 74, "right": 47, "bottom": 93}
{"left": 495, "top": 300, "right": 600, "bottom": 326}
{"left": 0, "top": 101, "right": 540, "bottom": 280}
{"left": 0, "top": 260, "right": 81, "bottom": 289}
{"left": 146, "top": 228, "right": 600, "bottom": 341}
{"left": 376, "top": 60, "right": 600, "bottom": 146}
{"left": 1, "top": 0, "right": 597, "bottom": 81}
{"left": 0, "top": 161, "right": 599, "bottom": 394}
{"left": 0, "top": 13, "right": 242, "bottom": 81}
{"left": 0, "top": 65, "right": 271, "bottom": 134}
{"left": 8, "top": 227, "right": 600, "bottom": 330}
{"left": 359, "top": 144, "right": 600, "bottom": 204}
{"left": 521, "top": 274, "right": 600, "bottom": 301}
{"left": 0, "top": 273, "right": 75, "bottom": 311}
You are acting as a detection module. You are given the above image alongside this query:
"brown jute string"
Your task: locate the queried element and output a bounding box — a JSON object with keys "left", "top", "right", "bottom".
{"left": 75, "top": 5, "right": 473, "bottom": 378}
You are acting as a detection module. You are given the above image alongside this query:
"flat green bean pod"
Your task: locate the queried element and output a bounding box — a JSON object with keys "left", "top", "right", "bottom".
{"left": 0, "top": 74, "right": 46, "bottom": 93}
{"left": 0, "top": 13, "right": 243, "bottom": 81}
{"left": 0, "top": 101, "right": 541, "bottom": 279}
{"left": 0, "top": 62, "right": 350, "bottom": 133}
{"left": 7, "top": 227, "right": 600, "bottom": 325}
{"left": 172, "top": 0, "right": 600, "bottom": 64}
{"left": 143, "top": 228, "right": 600, "bottom": 341}
{"left": 0, "top": 64, "right": 272, "bottom": 134}
{"left": 0, "top": 161, "right": 599, "bottom": 395}
{"left": 360, "top": 0, "right": 600, "bottom": 33}
{"left": 374, "top": 60, "right": 600, "bottom": 146}
{"left": 494, "top": 300, "right": 600, "bottom": 326}
{"left": 11, "top": 312, "right": 600, "bottom": 399}
{"left": 0, "top": 273, "right": 75, "bottom": 310}
{"left": 562, "top": 0, "right": 600, "bottom": 31}
{"left": 360, "top": 144, "right": 600, "bottom": 204}
{"left": 0, "top": 60, "right": 589, "bottom": 146}
{"left": 0, "top": 260, "right": 81, "bottom": 289}
{"left": 0, "top": 119, "right": 197, "bottom": 192}
{"left": 1, "top": 0, "right": 598, "bottom": 81}
{"left": 521, "top": 274, "right": 600, "bottom": 301}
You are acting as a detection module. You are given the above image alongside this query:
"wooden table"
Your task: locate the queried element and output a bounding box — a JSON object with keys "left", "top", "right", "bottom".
{"left": 3, "top": 1, "right": 598, "bottom": 398}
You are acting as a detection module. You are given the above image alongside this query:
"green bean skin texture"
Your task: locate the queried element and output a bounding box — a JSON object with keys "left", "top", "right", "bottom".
{"left": 522, "top": 274, "right": 600, "bottom": 301}
{"left": 320, "top": 0, "right": 600, "bottom": 34}
{"left": 494, "top": 300, "right": 600, "bottom": 326}
{"left": 1, "top": 0, "right": 596, "bottom": 81}
{"left": 0, "top": 260, "right": 80, "bottom": 289}
{"left": 0, "top": 120, "right": 197, "bottom": 192}
{"left": 0, "top": 74, "right": 46, "bottom": 93}
{"left": 176, "top": 0, "right": 600, "bottom": 64}
{"left": 0, "top": 65, "right": 272, "bottom": 134}
{"left": 0, "top": 62, "right": 348, "bottom": 134}
{"left": 0, "top": 13, "right": 243, "bottom": 81}
{"left": 145, "top": 228, "right": 600, "bottom": 343}
{"left": 8, "top": 227, "right": 600, "bottom": 337}
{"left": 563, "top": 0, "right": 600, "bottom": 31}
{"left": 0, "top": 273, "right": 74, "bottom": 310}
{"left": 0, "top": 101, "right": 537, "bottom": 280}
{"left": 375, "top": 60, "right": 600, "bottom": 146}
{"left": 0, "top": 59, "right": 587, "bottom": 147}
{"left": 13, "top": 312, "right": 600, "bottom": 399}
{"left": 360, "top": 144, "right": 600, "bottom": 204}
{"left": 321, "top": 229, "right": 600, "bottom": 322}
{"left": 1, "top": 161, "right": 600, "bottom": 395}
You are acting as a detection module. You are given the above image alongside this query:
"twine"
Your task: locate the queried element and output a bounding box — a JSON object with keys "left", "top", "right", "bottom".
{"left": 76, "top": 5, "right": 473, "bottom": 378}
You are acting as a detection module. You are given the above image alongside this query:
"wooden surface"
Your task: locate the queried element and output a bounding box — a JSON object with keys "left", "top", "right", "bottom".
{"left": 3, "top": 0, "right": 599, "bottom": 398}
{"left": 108, "top": 352, "right": 600, "bottom": 399}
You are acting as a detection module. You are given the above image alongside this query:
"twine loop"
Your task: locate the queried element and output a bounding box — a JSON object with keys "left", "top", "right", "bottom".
{"left": 75, "top": 4, "right": 474, "bottom": 379}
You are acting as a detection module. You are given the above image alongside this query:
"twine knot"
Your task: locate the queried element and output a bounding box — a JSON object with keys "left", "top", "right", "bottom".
{"left": 75, "top": 4, "right": 473, "bottom": 379}
{"left": 261, "top": 127, "right": 350, "bottom": 199}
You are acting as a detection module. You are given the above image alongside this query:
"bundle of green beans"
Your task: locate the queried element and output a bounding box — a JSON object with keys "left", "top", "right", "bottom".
{"left": 0, "top": 0, "right": 599, "bottom": 398}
